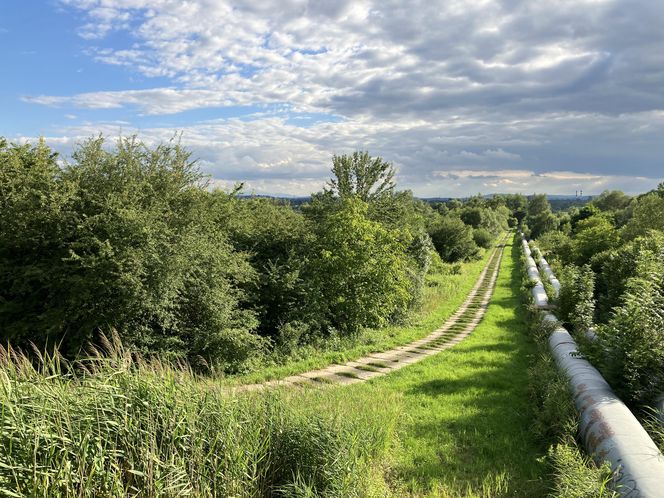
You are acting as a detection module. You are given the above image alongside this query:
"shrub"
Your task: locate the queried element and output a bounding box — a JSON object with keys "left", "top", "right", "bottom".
{"left": 212, "top": 195, "right": 314, "bottom": 339}
{"left": 472, "top": 227, "right": 493, "bottom": 249}
{"left": 595, "top": 231, "right": 664, "bottom": 322}
{"left": 0, "top": 137, "right": 261, "bottom": 370}
{"left": 429, "top": 216, "right": 480, "bottom": 263}
{"left": 557, "top": 264, "right": 595, "bottom": 334}
{"left": 572, "top": 215, "right": 620, "bottom": 267}
{"left": 595, "top": 247, "right": 664, "bottom": 407}
{"left": 308, "top": 198, "right": 412, "bottom": 335}
{"left": 536, "top": 231, "right": 574, "bottom": 265}
{"left": 526, "top": 194, "right": 557, "bottom": 239}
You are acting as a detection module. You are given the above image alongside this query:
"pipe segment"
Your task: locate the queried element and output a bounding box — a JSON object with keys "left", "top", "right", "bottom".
{"left": 523, "top": 238, "right": 664, "bottom": 497}
{"left": 538, "top": 256, "right": 561, "bottom": 296}
{"left": 523, "top": 241, "right": 549, "bottom": 308}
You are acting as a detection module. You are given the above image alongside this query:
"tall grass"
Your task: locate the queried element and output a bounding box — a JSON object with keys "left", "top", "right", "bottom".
{"left": 0, "top": 334, "right": 399, "bottom": 497}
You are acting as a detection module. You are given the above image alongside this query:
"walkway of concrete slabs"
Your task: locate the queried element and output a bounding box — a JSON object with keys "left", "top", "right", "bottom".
{"left": 237, "top": 236, "right": 508, "bottom": 392}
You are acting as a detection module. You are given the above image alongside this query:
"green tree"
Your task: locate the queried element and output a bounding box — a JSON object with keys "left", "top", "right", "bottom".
{"left": 592, "top": 190, "right": 631, "bottom": 212}
{"left": 326, "top": 151, "right": 395, "bottom": 202}
{"left": 596, "top": 246, "right": 664, "bottom": 406}
{"left": 572, "top": 214, "right": 620, "bottom": 266}
{"left": 308, "top": 198, "right": 411, "bottom": 335}
{"left": 0, "top": 137, "right": 261, "bottom": 370}
{"left": 429, "top": 216, "right": 480, "bottom": 263}
{"left": 621, "top": 192, "right": 664, "bottom": 240}
{"left": 526, "top": 194, "right": 557, "bottom": 238}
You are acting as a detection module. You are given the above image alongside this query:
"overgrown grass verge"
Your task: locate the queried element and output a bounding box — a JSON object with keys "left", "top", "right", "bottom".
{"left": 223, "top": 248, "right": 494, "bottom": 385}
{"left": 0, "top": 338, "right": 399, "bottom": 497}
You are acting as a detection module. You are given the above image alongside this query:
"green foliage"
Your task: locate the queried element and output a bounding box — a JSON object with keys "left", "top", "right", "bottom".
{"left": 326, "top": 151, "right": 395, "bottom": 202}
{"left": 525, "top": 194, "right": 557, "bottom": 239}
{"left": 595, "top": 231, "right": 664, "bottom": 322}
{"left": 0, "top": 137, "right": 261, "bottom": 370}
{"left": 571, "top": 215, "right": 620, "bottom": 266}
{"left": 429, "top": 216, "right": 480, "bottom": 263}
{"left": 308, "top": 198, "right": 412, "bottom": 335}
{"left": 546, "top": 440, "right": 617, "bottom": 498}
{"left": 557, "top": 264, "right": 596, "bottom": 334}
{"left": 472, "top": 227, "right": 494, "bottom": 249}
{"left": 536, "top": 231, "right": 574, "bottom": 265}
{"left": 621, "top": 192, "right": 664, "bottom": 240}
{"left": 592, "top": 190, "right": 631, "bottom": 212}
{"left": 0, "top": 341, "right": 399, "bottom": 497}
{"left": 211, "top": 195, "right": 314, "bottom": 339}
{"left": 594, "top": 246, "right": 664, "bottom": 407}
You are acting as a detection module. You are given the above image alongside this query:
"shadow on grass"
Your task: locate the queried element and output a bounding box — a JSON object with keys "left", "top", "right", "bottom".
{"left": 390, "top": 234, "right": 545, "bottom": 497}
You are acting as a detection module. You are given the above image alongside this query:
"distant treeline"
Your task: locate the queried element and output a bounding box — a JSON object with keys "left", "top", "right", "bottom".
{"left": 1, "top": 136, "right": 532, "bottom": 371}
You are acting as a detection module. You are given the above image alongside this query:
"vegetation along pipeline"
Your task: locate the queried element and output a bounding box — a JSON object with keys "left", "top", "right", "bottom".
{"left": 523, "top": 235, "right": 664, "bottom": 497}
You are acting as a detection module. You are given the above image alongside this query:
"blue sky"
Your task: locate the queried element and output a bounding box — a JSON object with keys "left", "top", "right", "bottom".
{"left": 2, "top": 0, "right": 663, "bottom": 196}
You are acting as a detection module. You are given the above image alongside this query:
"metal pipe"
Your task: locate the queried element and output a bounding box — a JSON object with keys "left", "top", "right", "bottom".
{"left": 522, "top": 237, "right": 664, "bottom": 497}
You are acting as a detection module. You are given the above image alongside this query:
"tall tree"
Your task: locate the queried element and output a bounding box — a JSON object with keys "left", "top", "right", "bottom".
{"left": 327, "top": 151, "right": 395, "bottom": 201}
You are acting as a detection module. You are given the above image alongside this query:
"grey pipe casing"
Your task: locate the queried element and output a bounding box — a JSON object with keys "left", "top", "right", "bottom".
{"left": 523, "top": 238, "right": 664, "bottom": 497}
{"left": 524, "top": 250, "right": 549, "bottom": 308}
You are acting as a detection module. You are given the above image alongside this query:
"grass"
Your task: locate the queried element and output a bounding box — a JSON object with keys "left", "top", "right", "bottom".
{"left": 339, "top": 234, "right": 548, "bottom": 497}
{"left": 223, "top": 247, "right": 496, "bottom": 386}
{"left": 0, "top": 338, "right": 400, "bottom": 497}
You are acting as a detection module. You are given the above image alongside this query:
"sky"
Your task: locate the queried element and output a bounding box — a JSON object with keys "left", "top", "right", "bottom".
{"left": 2, "top": 0, "right": 663, "bottom": 197}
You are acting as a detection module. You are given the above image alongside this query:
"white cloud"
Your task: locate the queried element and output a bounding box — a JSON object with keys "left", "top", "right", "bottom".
{"left": 14, "top": 0, "right": 664, "bottom": 195}
{"left": 14, "top": 109, "right": 662, "bottom": 197}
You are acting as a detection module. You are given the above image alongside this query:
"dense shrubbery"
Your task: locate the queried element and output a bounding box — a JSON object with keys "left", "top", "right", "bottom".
{"left": 531, "top": 186, "right": 664, "bottom": 409}
{"left": 557, "top": 264, "right": 595, "bottom": 334}
{"left": 0, "top": 137, "right": 520, "bottom": 371}
{"left": 0, "top": 137, "right": 261, "bottom": 371}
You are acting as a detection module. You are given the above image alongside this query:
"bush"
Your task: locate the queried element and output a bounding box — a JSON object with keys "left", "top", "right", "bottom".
{"left": 572, "top": 215, "right": 620, "bottom": 267}
{"left": 536, "top": 231, "right": 574, "bottom": 265}
{"left": 595, "top": 231, "right": 664, "bottom": 322}
{"left": 595, "top": 247, "right": 664, "bottom": 407}
{"left": 212, "top": 195, "right": 314, "bottom": 339}
{"left": 308, "top": 198, "right": 412, "bottom": 335}
{"left": 557, "top": 264, "right": 595, "bottom": 334}
{"left": 472, "top": 227, "right": 493, "bottom": 249}
{"left": 429, "top": 216, "right": 480, "bottom": 263}
{"left": 0, "top": 137, "right": 261, "bottom": 370}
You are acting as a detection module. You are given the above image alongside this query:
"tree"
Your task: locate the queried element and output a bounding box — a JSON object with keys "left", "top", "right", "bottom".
{"left": 0, "top": 136, "right": 261, "bottom": 370}
{"left": 327, "top": 151, "right": 395, "bottom": 202}
{"left": 572, "top": 214, "right": 620, "bottom": 266}
{"left": 592, "top": 190, "right": 631, "bottom": 212}
{"left": 429, "top": 216, "right": 480, "bottom": 263}
{"left": 525, "top": 194, "right": 557, "bottom": 238}
{"left": 308, "top": 198, "right": 411, "bottom": 335}
{"left": 621, "top": 192, "right": 664, "bottom": 240}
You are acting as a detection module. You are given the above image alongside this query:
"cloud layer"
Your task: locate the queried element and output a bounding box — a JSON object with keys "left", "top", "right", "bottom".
{"left": 21, "top": 0, "right": 664, "bottom": 195}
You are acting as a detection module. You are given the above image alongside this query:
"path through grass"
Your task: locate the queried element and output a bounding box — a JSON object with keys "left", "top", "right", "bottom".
{"left": 344, "top": 235, "right": 546, "bottom": 497}
{"left": 224, "top": 248, "right": 494, "bottom": 386}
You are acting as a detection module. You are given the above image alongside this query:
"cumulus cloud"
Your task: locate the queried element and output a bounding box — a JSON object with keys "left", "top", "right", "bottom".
{"left": 18, "top": 0, "right": 664, "bottom": 195}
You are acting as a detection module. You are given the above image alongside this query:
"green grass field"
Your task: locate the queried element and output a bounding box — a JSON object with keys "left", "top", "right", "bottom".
{"left": 341, "top": 235, "right": 546, "bottom": 497}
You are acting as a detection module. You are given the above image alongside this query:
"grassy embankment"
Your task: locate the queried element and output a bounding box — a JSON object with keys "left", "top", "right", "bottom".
{"left": 224, "top": 246, "right": 495, "bottom": 385}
